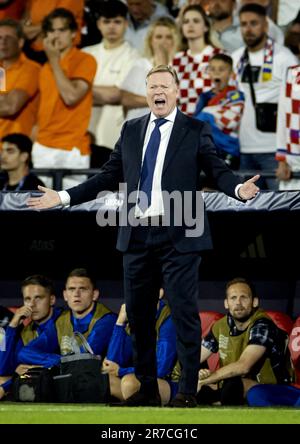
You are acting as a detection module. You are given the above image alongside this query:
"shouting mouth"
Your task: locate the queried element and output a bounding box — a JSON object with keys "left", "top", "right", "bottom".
{"left": 154, "top": 99, "right": 166, "bottom": 108}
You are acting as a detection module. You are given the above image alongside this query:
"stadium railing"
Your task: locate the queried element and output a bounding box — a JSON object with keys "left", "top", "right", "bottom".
{"left": 30, "top": 169, "right": 300, "bottom": 191}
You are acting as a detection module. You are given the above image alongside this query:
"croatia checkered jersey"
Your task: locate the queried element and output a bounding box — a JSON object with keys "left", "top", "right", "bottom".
{"left": 197, "top": 88, "right": 245, "bottom": 138}
{"left": 276, "top": 65, "right": 300, "bottom": 168}
{"left": 172, "top": 45, "right": 222, "bottom": 116}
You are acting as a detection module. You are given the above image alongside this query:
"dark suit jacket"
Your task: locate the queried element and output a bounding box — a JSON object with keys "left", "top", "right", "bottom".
{"left": 68, "top": 110, "right": 241, "bottom": 253}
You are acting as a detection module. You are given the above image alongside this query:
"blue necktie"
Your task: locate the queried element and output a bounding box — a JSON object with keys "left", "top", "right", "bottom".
{"left": 138, "top": 118, "right": 168, "bottom": 212}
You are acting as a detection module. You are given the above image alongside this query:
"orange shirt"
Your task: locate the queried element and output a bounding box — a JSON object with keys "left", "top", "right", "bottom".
{"left": 37, "top": 47, "right": 97, "bottom": 155}
{"left": 0, "top": 53, "right": 40, "bottom": 138}
{"left": 0, "top": 0, "right": 26, "bottom": 20}
{"left": 27, "top": 0, "right": 84, "bottom": 51}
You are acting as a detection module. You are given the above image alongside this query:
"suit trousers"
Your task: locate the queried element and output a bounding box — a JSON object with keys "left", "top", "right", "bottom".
{"left": 123, "top": 223, "right": 202, "bottom": 395}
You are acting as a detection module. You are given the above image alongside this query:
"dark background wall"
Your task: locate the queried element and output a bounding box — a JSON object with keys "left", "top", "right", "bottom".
{"left": 1, "top": 194, "right": 299, "bottom": 318}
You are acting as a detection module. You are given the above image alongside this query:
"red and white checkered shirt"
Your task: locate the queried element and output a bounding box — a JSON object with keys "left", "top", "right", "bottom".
{"left": 173, "top": 45, "right": 221, "bottom": 116}
{"left": 276, "top": 65, "right": 300, "bottom": 169}
{"left": 206, "top": 89, "right": 245, "bottom": 138}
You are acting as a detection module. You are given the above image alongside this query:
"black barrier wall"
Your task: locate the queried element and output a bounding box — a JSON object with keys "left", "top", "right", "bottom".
{"left": 0, "top": 191, "right": 299, "bottom": 316}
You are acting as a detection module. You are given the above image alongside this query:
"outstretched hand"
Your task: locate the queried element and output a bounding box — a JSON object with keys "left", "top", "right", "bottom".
{"left": 238, "top": 174, "right": 260, "bottom": 200}
{"left": 102, "top": 358, "right": 120, "bottom": 376}
{"left": 27, "top": 185, "right": 62, "bottom": 210}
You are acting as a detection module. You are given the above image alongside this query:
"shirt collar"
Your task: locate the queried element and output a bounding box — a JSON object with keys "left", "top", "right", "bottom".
{"left": 150, "top": 107, "right": 177, "bottom": 124}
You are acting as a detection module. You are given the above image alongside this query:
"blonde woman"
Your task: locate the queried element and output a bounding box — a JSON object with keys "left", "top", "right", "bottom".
{"left": 120, "top": 16, "right": 181, "bottom": 120}
{"left": 173, "top": 4, "right": 222, "bottom": 115}
{"left": 144, "top": 16, "right": 181, "bottom": 65}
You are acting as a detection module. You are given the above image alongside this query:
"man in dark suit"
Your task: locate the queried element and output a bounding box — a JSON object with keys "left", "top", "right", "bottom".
{"left": 27, "top": 65, "right": 259, "bottom": 407}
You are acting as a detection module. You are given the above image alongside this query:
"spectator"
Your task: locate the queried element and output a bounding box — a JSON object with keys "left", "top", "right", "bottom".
{"left": 237, "top": 0, "right": 273, "bottom": 15}
{"left": 103, "top": 292, "right": 177, "bottom": 405}
{"left": 238, "top": 1, "right": 284, "bottom": 44}
{"left": 0, "top": 0, "right": 26, "bottom": 21}
{"left": 17, "top": 268, "right": 117, "bottom": 369}
{"left": 32, "top": 8, "right": 97, "bottom": 189}
{"left": 232, "top": 3, "right": 297, "bottom": 190}
{"left": 79, "top": 0, "right": 102, "bottom": 48}
{"left": 270, "top": 1, "right": 300, "bottom": 30}
{"left": 174, "top": 1, "right": 210, "bottom": 20}
{"left": 206, "top": 1, "right": 284, "bottom": 54}
{"left": 194, "top": 53, "right": 244, "bottom": 170}
{"left": 0, "top": 133, "right": 45, "bottom": 191}
{"left": 284, "top": 12, "right": 300, "bottom": 59}
{"left": 22, "top": 0, "right": 84, "bottom": 64}
{"left": 120, "top": 16, "right": 180, "bottom": 120}
{"left": 125, "top": 0, "right": 171, "bottom": 54}
{"left": 206, "top": 0, "right": 244, "bottom": 53}
{"left": 144, "top": 14, "right": 180, "bottom": 63}
{"left": 0, "top": 19, "right": 40, "bottom": 140}
{"left": 0, "top": 274, "right": 60, "bottom": 400}
{"left": 173, "top": 4, "right": 222, "bottom": 116}
{"left": 275, "top": 63, "right": 300, "bottom": 190}
{"left": 197, "top": 277, "right": 294, "bottom": 405}
{"left": 83, "top": 0, "right": 139, "bottom": 166}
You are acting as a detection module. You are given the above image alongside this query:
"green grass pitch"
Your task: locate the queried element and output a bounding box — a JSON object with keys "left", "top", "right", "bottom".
{"left": 0, "top": 404, "right": 299, "bottom": 424}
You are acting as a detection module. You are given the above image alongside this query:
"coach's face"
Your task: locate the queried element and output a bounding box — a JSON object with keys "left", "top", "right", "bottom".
{"left": 146, "top": 71, "right": 179, "bottom": 118}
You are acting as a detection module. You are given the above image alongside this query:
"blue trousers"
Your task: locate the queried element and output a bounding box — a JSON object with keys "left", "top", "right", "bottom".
{"left": 247, "top": 384, "right": 300, "bottom": 407}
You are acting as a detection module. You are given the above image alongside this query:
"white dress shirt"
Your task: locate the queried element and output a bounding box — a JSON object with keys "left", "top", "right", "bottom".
{"left": 135, "top": 107, "right": 177, "bottom": 218}
{"left": 58, "top": 107, "right": 244, "bottom": 208}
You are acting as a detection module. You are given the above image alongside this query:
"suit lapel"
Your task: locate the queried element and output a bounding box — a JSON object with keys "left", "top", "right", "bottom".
{"left": 162, "top": 110, "right": 189, "bottom": 175}
{"left": 131, "top": 114, "right": 150, "bottom": 179}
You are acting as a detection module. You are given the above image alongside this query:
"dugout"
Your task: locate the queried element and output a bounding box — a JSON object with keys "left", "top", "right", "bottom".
{"left": 0, "top": 191, "right": 299, "bottom": 317}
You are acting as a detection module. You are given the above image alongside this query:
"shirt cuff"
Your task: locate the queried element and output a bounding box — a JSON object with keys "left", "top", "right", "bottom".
{"left": 118, "top": 367, "right": 134, "bottom": 378}
{"left": 58, "top": 190, "right": 71, "bottom": 207}
{"left": 235, "top": 184, "right": 243, "bottom": 200}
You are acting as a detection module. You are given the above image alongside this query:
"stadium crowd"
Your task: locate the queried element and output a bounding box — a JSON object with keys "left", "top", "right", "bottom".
{"left": 0, "top": 0, "right": 299, "bottom": 191}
